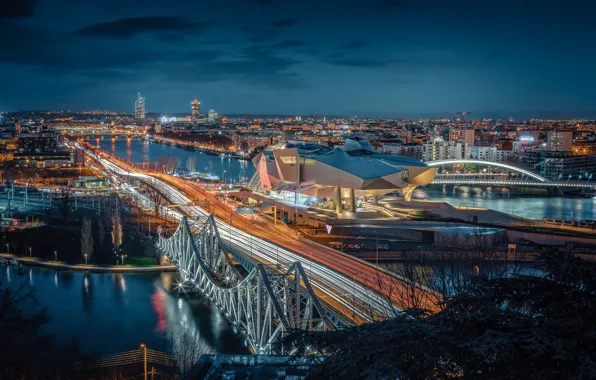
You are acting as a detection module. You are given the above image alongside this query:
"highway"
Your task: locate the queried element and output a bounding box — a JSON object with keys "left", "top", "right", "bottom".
{"left": 77, "top": 141, "right": 439, "bottom": 323}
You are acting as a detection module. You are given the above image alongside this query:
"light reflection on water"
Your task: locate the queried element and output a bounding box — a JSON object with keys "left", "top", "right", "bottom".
{"left": 97, "top": 138, "right": 255, "bottom": 181}
{"left": 415, "top": 186, "right": 595, "bottom": 221}
{"left": 0, "top": 266, "right": 247, "bottom": 357}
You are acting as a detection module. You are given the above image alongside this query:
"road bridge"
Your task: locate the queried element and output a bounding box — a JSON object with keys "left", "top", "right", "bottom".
{"left": 158, "top": 215, "right": 335, "bottom": 354}
{"left": 73, "top": 141, "right": 441, "bottom": 354}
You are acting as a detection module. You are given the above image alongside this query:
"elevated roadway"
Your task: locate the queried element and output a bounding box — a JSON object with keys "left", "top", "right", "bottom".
{"left": 77, "top": 142, "right": 440, "bottom": 324}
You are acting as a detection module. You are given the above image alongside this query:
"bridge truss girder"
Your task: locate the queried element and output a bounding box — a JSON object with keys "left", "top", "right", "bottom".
{"left": 158, "top": 216, "right": 335, "bottom": 354}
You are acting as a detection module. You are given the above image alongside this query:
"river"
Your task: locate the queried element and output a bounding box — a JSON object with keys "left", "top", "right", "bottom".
{"left": 96, "top": 138, "right": 594, "bottom": 221}
{"left": 414, "top": 186, "right": 595, "bottom": 221}
{"left": 94, "top": 138, "right": 254, "bottom": 182}
{"left": 0, "top": 266, "right": 248, "bottom": 357}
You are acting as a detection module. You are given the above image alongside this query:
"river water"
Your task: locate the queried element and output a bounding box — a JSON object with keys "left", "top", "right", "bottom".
{"left": 413, "top": 186, "right": 595, "bottom": 221}
{"left": 94, "top": 138, "right": 254, "bottom": 183}
{"left": 0, "top": 266, "right": 248, "bottom": 357}
{"left": 97, "top": 138, "right": 594, "bottom": 221}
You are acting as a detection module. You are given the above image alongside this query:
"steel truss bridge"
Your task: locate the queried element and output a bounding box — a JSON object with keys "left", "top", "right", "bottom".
{"left": 427, "top": 159, "right": 596, "bottom": 189}
{"left": 158, "top": 215, "right": 336, "bottom": 354}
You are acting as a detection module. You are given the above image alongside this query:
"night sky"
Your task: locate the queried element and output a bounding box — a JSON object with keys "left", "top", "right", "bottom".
{"left": 1, "top": 0, "right": 595, "bottom": 118}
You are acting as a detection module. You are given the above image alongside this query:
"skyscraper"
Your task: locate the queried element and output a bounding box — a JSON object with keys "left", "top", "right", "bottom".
{"left": 208, "top": 109, "right": 218, "bottom": 123}
{"left": 135, "top": 93, "right": 145, "bottom": 119}
{"left": 192, "top": 99, "right": 201, "bottom": 121}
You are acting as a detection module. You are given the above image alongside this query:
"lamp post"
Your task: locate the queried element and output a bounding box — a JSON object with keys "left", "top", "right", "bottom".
{"left": 54, "top": 250, "right": 57, "bottom": 262}
{"left": 28, "top": 247, "right": 32, "bottom": 257}
{"left": 139, "top": 343, "right": 147, "bottom": 380}
{"left": 5, "top": 243, "right": 8, "bottom": 254}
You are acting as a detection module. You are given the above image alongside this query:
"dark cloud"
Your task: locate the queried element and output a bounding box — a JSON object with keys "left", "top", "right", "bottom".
{"left": 73, "top": 16, "right": 216, "bottom": 38}
{"left": 341, "top": 40, "right": 368, "bottom": 49}
{"left": 271, "top": 40, "right": 306, "bottom": 49}
{"left": 271, "top": 18, "right": 298, "bottom": 28}
{"left": 0, "top": 0, "right": 38, "bottom": 18}
{"left": 167, "top": 47, "right": 306, "bottom": 89}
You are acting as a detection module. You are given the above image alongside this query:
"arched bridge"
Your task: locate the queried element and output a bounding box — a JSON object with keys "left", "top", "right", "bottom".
{"left": 427, "top": 159, "right": 595, "bottom": 189}
{"left": 158, "top": 215, "right": 337, "bottom": 354}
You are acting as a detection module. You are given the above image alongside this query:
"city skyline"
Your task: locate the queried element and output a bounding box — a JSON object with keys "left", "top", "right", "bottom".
{"left": 1, "top": 0, "right": 595, "bottom": 118}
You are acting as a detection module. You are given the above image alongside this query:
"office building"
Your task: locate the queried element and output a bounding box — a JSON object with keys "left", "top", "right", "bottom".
{"left": 547, "top": 131, "right": 573, "bottom": 152}
{"left": 208, "top": 109, "right": 218, "bottom": 123}
{"left": 519, "top": 151, "right": 596, "bottom": 180}
{"left": 449, "top": 128, "right": 475, "bottom": 147}
{"left": 422, "top": 137, "right": 466, "bottom": 161}
{"left": 135, "top": 93, "right": 146, "bottom": 119}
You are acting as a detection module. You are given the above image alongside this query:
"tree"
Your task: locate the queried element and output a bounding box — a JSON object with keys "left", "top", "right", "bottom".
{"left": 0, "top": 281, "right": 50, "bottom": 377}
{"left": 157, "top": 156, "right": 181, "bottom": 174}
{"left": 168, "top": 328, "right": 212, "bottom": 376}
{"left": 186, "top": 156, "right": 196, "bottom": 175}
{"left": 59, "top": 186, "right": 74, "bottom": 223}
{"left": 146, "top": 186, "right": 166, "bottom": 216}
{"left": 81, "top": 216, "right": 94, "bottom": 264}
{"left": 286, "top": 249, "right": 596, "bottom": 379}
{"left": 111, "top": 206, "right": 123, "bottom": 254}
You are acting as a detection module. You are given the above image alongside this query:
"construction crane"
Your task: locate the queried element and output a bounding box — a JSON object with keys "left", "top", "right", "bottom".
{"left": 452, "top": 112, "right": 471, "bottom": 123}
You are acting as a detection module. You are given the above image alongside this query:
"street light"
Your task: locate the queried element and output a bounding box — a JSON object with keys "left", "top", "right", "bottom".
{"left": 139, "top": 343, "right": 147, "bottom": 380}
{"left": 28, "top": 247, "right": 32, "bottom": 257}
{"left": 5, "top": 243, "right": 8, "bottom": 254}
{"left": 54, "top": 250, "right": 58, "bottom": 262}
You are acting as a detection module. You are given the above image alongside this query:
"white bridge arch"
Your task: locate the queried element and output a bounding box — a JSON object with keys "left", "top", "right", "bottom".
{"left": 426, "top": 159, "right": 548, "bottom": 182}
{"left": 158, "top": 215, "right": 336, "bottom": 354}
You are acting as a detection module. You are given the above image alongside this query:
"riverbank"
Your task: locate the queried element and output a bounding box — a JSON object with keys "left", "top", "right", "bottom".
{"left": 0, "top": 253, "right": 177, "bottom": 273}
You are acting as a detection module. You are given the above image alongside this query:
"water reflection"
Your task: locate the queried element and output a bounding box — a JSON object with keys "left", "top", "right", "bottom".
{"left": 95, "top": 138, "right": 255, "bottom": 180}
{"left": 82, "top": 273, "right": 93, "bottom": 315}
{"left": 0, "top": 266, "right": 247, "bottom": 357}
{"left": 415, "top": 187, "right": 595, "bottom": 220}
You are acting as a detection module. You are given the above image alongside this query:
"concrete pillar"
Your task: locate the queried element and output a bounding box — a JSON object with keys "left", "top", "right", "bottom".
{"left": 373, "top": 196, "right": 378, "bottom": 206}
{"left": 335, "top": 186, "right": 342, "bottom": 214}
{"left": 349, "top": 188, "right": 356, "bottom": 213}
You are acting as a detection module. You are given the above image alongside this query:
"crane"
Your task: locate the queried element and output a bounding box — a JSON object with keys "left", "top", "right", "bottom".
{"left": 452, "top": 112, "right": 471, "bottom": 123}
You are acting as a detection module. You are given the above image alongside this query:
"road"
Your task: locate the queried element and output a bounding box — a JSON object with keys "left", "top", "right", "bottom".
{"left": 77, "top": 141, "right": 440, "bottom": 323}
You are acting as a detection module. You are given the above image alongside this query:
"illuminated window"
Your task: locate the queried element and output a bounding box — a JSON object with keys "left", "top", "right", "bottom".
{"left": 280, "top": 156, "right": 297, "bottom": 164}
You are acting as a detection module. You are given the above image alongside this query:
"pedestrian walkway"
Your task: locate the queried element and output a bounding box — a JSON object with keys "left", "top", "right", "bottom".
{"left": 0, "top": 253, "right": 177, "bottom": 273}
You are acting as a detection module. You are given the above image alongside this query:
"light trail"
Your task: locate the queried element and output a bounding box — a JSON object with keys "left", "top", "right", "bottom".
{"left": 78, "top": 142, "right": 439, "bottom": 323}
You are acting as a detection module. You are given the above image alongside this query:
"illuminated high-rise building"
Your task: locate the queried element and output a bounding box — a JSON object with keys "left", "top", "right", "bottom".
{"left": 135, "top": 93, "right": 145, "bottom": 119}
{"left": 208, "top": 109, "right": 218, "bottom": 123}
{"left": 192, "top": 99, "right": 201, "bottom": 120}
